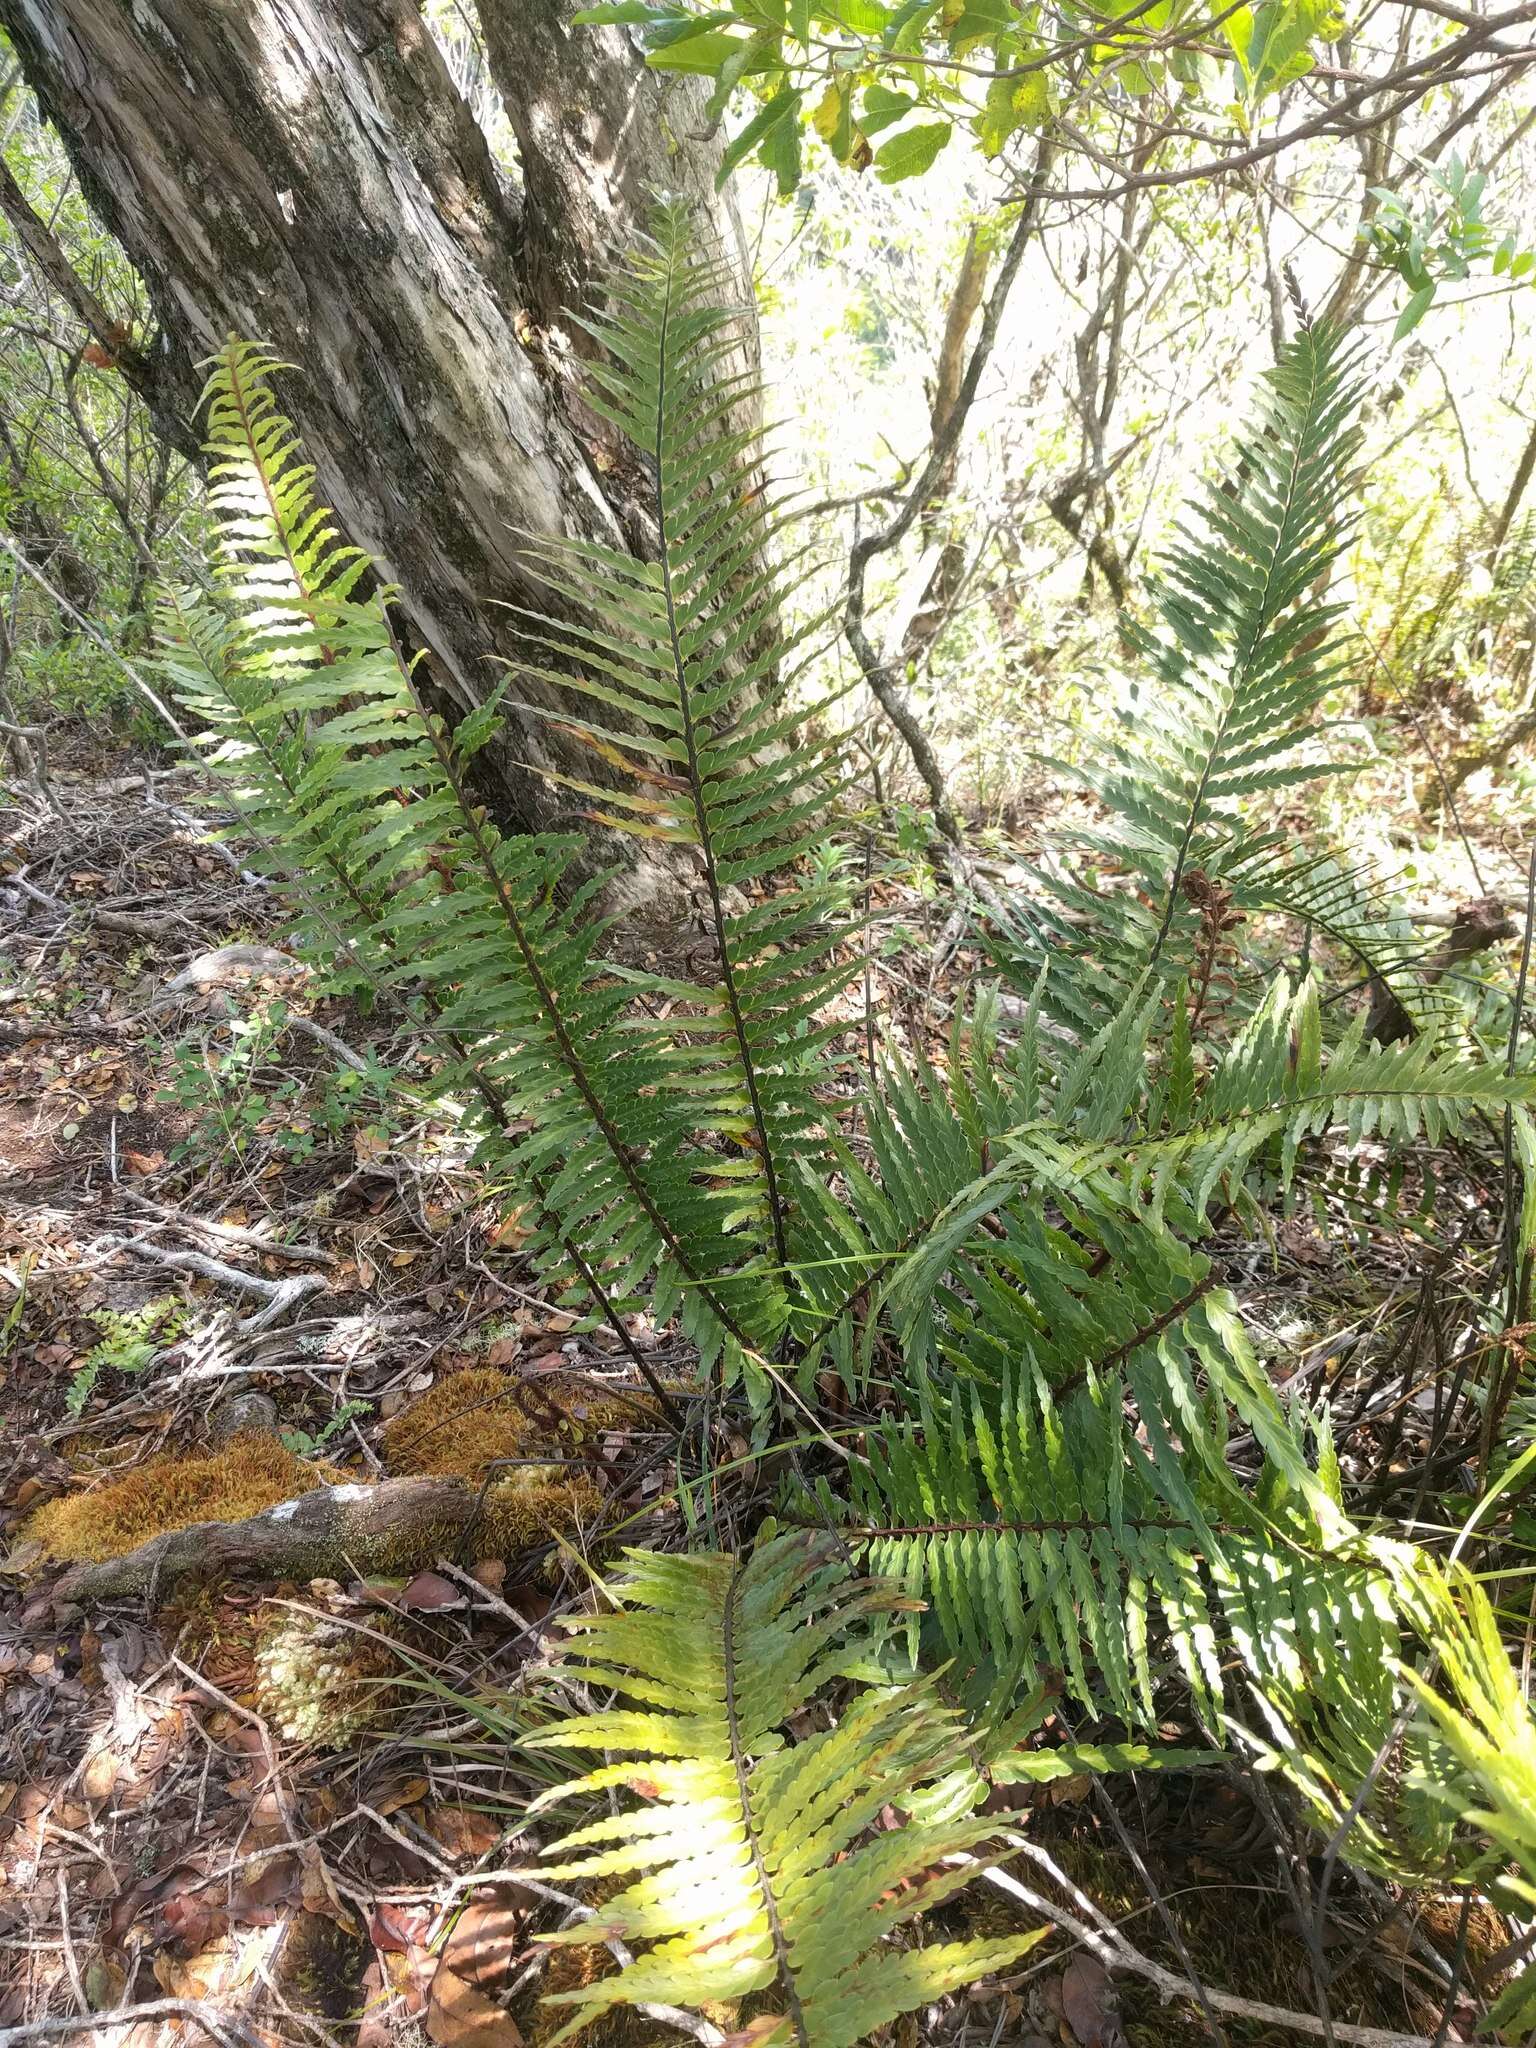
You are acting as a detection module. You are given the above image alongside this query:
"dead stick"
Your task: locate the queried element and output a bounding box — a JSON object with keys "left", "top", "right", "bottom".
{"left": 51, "top": 1475, "right": 503, "bottom": 1603}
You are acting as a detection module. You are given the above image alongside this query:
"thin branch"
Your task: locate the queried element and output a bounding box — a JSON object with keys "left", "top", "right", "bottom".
{"left": 968, "top": 1861, "right": 1443, "bottom": 2048}
{"left": 843, "top": 136, "right": 1055, "bottom": 840}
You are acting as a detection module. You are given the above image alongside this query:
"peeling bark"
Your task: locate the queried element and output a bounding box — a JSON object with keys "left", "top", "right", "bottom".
{"left": 0, "top": 0, "right": 756, "bottom": 877}
{"left": 478, "top": 1, "right": 753, "bottom": 331}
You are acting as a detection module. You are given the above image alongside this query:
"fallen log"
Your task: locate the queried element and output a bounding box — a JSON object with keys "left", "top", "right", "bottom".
{"left": 53, "top": 1475, "right": 507, "bottom": 1604}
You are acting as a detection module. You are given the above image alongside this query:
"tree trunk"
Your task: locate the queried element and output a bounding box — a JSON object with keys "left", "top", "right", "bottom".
{"left": 0, "top": 0, "right": 756, "bottom": 889}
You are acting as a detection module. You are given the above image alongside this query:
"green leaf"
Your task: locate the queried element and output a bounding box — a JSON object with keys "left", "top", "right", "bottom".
{"left": 839, "top": 0, "right": 893, "bottom": 27}
{"left": 649, "top": 28, "right": 756, "bottom": 72}
{"left": 977, "top": 66, "right": 1049, "bottom": 151}
{"left": 1394, "top": 281, "right": 1435, "bottom": 340}
{"left": 760, "top": 95, "right": 804, "bottom": 191}
{"left": 572, "top": 1, "right": 680, "bottom": 19}
{"left": 718, "top": 85, "right": 803, "bottom": 186}
{"left": 862, "top": 80, "right": 919, "bottom": 132}
{"left": 526, "top": 1534, "right": 1047, "bottom": 2044}
{"left": 874, "top": 119, "right": 952, "bottom": 182}
{"left": 889, "top": 0, "right": 942, "bottom": 45}
{"left": 1226, "top": 0, "right": 1335, "bottom": 99}
{"left": 949, "top": 0, "right": 1016, "bottom": 45}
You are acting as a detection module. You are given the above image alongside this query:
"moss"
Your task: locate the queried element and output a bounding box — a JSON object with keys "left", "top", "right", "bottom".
{"left": 254, "top": 1606, "right": 407, "bottom": 1747}
{"left": 481, "top": 1474, "right": 605, "bottom": 1557}
{"left": 27, "top": 1434, "right": 326, "bottom": 1563}
{"left": 381, "top": 1368, "right": 538, "bottom": 1479}
{"left": 381, "top": 1367, "right": 658, "bottom": 1483}
{"left": 377, "top": 1368, "right": 619, "bottom": 1565}
{"left": 275, "top": 1908, "right": 369, "bottom": 2022}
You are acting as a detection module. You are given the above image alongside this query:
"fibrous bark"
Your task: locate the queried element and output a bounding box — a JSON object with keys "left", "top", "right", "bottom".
{"left": 0, "top": 0, "right": 755, "bottom": 875}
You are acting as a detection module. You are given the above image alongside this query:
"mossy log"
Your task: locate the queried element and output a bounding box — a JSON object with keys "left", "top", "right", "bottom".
{"left": 53, "top": 1476, "right": 510, "bottom": 1604}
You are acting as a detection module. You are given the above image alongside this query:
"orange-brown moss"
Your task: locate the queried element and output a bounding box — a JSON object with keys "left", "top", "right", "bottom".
{"left": 381, "top": 1367, "right": 659, "bottom": 1483}
{"left": 381, "top": 1368, "right": 537, "bottom": 1479}
{"left": 27, "top": 1435, "right": 326, "bottom": 1563}
{"left": 481, "top": 1474, "right": 605, "bottom": 1558}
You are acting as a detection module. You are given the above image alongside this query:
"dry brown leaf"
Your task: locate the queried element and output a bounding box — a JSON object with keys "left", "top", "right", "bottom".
{"left": 427, "top": 1964, "right": 524, "bottom": 2048}
{"left": 153, "top": 1934, "right": 238, "bottom": 2000}
{"left": 400, "top": 1570, "right": 467, "bottom": 1612}
{"left": 374, "top": 1776, "right": 430, "bottom": 1817}
{"left": 81, "top": 1747, "right": 120, "bottom": 1812}
{"left": 1060, "top": 1954, "right": 1126, "bottom": 2048}
{"left": 382, "top": 1944, "right": 437, "bottom": 2017}
{"left": 230, "top": 1852, "right": 299, "bottom": 1925}
{"left": 82, "top": 1952, "right": 128, "bottom": 2010}
{"left": 248, "top": 1789, "right": 287, "bottom": 1831}
{"left": 369, "top": 1902, "right": 432, "bottom": 1954}
{"left": 441, "top": 1900, "right": 523, "bottom": 1990}
{"left": 298, "top": 1841, "right": 360, "bottom": 1933}
{"left": 159, "top": 1890, "right": 232, "bottom": 1956}
{"left": 427, "top": 1804, "right": 502, "bottom": 1862}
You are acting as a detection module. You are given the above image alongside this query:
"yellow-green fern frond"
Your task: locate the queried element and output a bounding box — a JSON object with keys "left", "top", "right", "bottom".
{"left": 161, "top": 337, "right": 784, "bottom": 1367}
{"left": 522, "top": 1532, "right": 1045, "bottom": 2045}
{"left": 511, "top": 200, "right": 857, "bottom": 1299}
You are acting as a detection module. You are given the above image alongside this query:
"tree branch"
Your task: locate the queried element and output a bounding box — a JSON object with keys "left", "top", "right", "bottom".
{"left": 843, "top": 136, "right": 1054, "bottom": 842}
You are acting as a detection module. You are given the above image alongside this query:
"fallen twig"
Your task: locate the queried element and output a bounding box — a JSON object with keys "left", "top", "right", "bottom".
{"left": 117, "top": 1191, "right": 335, "bottom": 1266}
{"left": 969, "top": 1859, "right": 1443, "bottom": 2048}
{"left": 0, "top": 2000, "right": 265, "bottom": 2048}
{"left": 98, "top": 1233, "right": 327, "bottom": 1328}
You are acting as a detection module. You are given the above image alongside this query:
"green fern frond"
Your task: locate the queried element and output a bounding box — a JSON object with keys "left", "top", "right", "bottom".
{"left": 789, "top": 1003, "right": 1018, "bottom": 1387}
{"left": 848, "top": 1358, "right": 1402, "bottom": 1743}
{"left": 993, "top": 322, "right": 1440, "bottom": 1040}
{"left": 522, "top": 1532, "right": 1045, "bottom": 2046}
{"left": 510, "top": 202, "right": 857, "bottom": 1281}
{"left": 1118, "top": 321, "right": 1366, "bottom": 951}
{"left": 881, "top": 977, "right": 1536, "bottom": 1303}
{"left": 164, "top": 337, "right": 786, "bottom": 1366}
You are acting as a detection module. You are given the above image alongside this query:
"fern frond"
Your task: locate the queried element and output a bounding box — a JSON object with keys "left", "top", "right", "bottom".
{"left": 1397, "top": 1567, "right": 1536, "bottom": 2027}
{"left": 1117, "top": 321, "right": 1366, "bottom": 955}
{"left": 165, "top": 338, "right": 787, "bottom": 1366}
{"left": 510, "top": 202, "right": 856, "bottom": 1281}
{"left": 882, "top": 977, "right": 1536, "bottom": 1301}
{"left": 993, "top": 323, "right": 1440, "bottom": 1040}
{"left": 522, "top": 1533, "right": 1045, "bottom": 2046}
{"left": 789, "top": 1000, "right": 1022, "bottom": 1387}
{"left": 849, "top": 1360, "right": 1401, "bottom": 1744}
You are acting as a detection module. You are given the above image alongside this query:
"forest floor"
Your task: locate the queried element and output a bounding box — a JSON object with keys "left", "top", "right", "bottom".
{"left": 0, "top": 744, "right": 1525, "bottom": 2048}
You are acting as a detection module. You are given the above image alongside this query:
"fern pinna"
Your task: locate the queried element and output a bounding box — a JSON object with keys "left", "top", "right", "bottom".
{"left": 521, "top": 1533, "right": 1045, "bottom": 2046}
